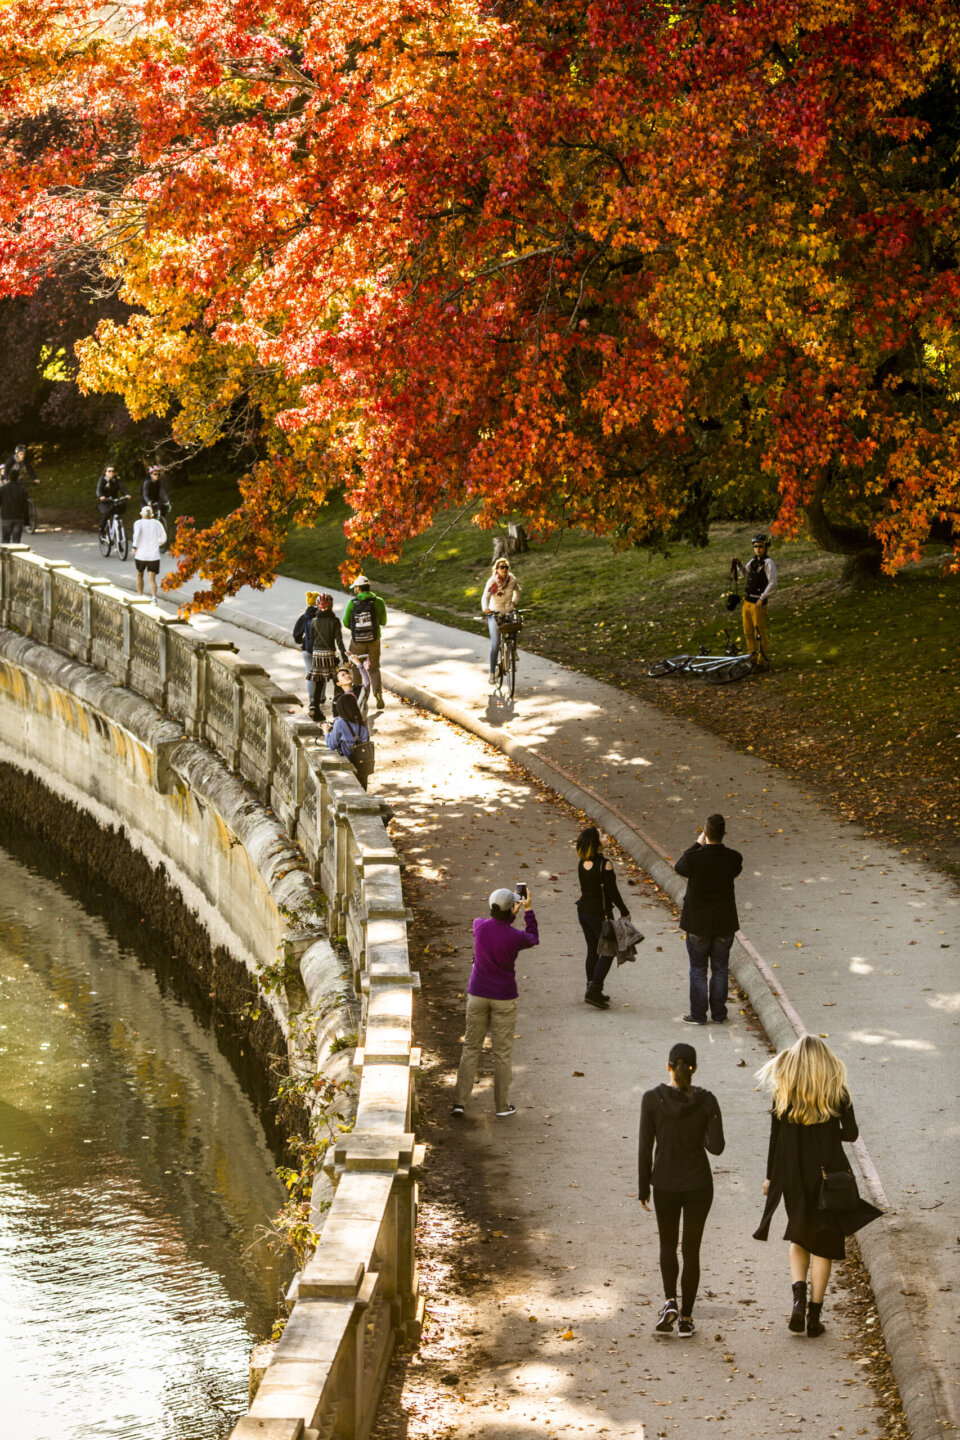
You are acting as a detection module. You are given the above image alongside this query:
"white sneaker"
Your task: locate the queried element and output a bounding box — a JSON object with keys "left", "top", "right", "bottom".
{"left": 495, "top": 1104, "right": 516, "bottom": 1117}
{"left": 488, "top": 674, "right": 497, "bottom": 687}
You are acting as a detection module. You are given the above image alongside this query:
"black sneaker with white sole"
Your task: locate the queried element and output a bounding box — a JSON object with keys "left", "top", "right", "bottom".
{"left": 655, "top": 1299, "right": 679, "bottom": 1333}
{"left": 495, "top": 1104, "right": 516, "bottom": 1117}
{"left": 677, "top": 1317, "right": 696, "bottom": 1337}
{"left": 450, "top": 1104, "right": 464, "bottom": 1116}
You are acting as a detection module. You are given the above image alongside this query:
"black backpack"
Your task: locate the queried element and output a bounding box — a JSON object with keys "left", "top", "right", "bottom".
{"left": 351, "top": 594, "right": 379, "bottom": 642}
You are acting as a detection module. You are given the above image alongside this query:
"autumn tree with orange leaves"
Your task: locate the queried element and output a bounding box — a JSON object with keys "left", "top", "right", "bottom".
{"left": 1, "top": 0, "right": 958, "bottom": 605}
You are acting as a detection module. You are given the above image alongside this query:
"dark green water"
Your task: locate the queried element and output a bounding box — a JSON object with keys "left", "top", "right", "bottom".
{"left": 0, "top": 838, "right": 289, "bottom": 1440}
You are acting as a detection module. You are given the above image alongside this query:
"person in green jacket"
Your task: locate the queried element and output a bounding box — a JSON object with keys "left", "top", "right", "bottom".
{"left": 343, "top": 575, "right": 388, "bottom": 709}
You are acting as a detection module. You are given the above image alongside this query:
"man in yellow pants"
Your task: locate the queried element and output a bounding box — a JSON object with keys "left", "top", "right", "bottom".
{"left": 731, "top": 534, "right": 778, "bottom": 668}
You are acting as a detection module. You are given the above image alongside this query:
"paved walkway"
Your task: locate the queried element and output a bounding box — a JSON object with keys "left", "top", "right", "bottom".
{"left": 24, "top": 529, "right": 959, "bottom": 1434}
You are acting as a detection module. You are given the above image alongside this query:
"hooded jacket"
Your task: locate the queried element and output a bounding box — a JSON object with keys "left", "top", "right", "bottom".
{"left": 638, "top": 1083, "right": 725, "bottom": 1200}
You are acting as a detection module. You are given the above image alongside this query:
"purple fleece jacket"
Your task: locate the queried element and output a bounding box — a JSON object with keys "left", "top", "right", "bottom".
{"left": 468, "top": 910, "right": 539, "bottom": 1000}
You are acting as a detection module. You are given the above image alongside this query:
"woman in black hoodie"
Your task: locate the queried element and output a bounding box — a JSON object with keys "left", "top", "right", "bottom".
{"left": 638, "top": 1042, "right": 725, "bottom": 1336}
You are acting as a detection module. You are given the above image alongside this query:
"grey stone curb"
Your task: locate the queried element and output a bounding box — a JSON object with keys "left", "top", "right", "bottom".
{"left": 220, "top": 604, "right": 947, "bottom": 1440}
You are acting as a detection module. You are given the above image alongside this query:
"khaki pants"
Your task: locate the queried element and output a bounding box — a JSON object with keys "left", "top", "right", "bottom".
{"left": 350, "top": 637, "right": 382, "bottom": 696}
{"left": 453, "top": 994, "right": 518, "bottom": 1112}
{"left": 741, "top": 600, "right": 769, "bottom": 666}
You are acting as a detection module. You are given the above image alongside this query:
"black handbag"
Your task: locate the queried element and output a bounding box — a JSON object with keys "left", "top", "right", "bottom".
{"left": 347, "top": 724, "right": 376, "bottom": 787}
{"left": 815, "top": 1129, "right": 860, "bottom": 1214}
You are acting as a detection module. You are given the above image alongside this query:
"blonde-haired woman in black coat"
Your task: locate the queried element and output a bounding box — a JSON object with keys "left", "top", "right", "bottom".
{"left": 753, "top": 1035, "right": 881, "bottom": 1337}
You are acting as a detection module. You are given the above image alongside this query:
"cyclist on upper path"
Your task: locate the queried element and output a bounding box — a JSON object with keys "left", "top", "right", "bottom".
{"left": 482, "top": 557, "right": 521, "bottom": 688}
{"left": 96, "top": 465, "right": 130, "bottom": 536}
{"left": 4, "top": 444, "right": 39, "bottom": 487}
{"left": 731, "top": 533, "right": 778, "bottom": 670}
{"left": 343, "top": 575, "right": 388, "bottom": 710}
{"left": 141, "top": 465, "right": 171, "bottom": 525}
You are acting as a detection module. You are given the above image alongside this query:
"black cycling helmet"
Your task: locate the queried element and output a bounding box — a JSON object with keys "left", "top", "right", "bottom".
{"left": 752, "top": 533, "right": 768, "bottom": 546}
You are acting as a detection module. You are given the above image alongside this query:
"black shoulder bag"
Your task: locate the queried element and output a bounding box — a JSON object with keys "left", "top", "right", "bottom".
{"left": 814, "top": 1124, "right": 860, "bottom": 1215}
{"left": 347, "top": 722, "right": 376, "bottom": 786}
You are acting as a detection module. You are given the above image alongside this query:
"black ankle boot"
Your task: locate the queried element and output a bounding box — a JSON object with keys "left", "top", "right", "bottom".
{"left": 806, "top": 1300, "right": 825, "bottom": 1337}
{"left": 789, "top": 1280, "right": 807, "bottom": 1333}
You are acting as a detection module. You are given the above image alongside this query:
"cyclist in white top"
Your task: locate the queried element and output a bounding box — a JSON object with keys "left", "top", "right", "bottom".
{"left": 481, "top": 558, "right": 521, "bottom": 686}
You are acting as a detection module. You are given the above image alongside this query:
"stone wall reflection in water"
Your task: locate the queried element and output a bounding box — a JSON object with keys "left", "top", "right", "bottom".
{"left": 0, "top": 841, "right": 288, "bottom": 1440}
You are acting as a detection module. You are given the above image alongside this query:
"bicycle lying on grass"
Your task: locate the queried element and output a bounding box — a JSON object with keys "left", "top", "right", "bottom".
{"left": 647, "top": 627, "right": 761, "bottom": 684}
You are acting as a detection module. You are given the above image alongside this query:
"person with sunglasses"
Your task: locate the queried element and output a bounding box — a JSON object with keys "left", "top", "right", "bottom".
{"left": 730, "top": 533, "right": 778, "bottom": 669}
{"left": 481, "top": 557, "right": 521, "bottom": 687}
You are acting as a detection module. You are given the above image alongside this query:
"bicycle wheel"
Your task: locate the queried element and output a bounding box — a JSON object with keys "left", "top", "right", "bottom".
{"left": 647, "top": 656, "right": 684, "bottom": 677}
{"left": 506, "top": 637, "right": 517, "bottom": 699}
{"left": 25, "top": 498, "right": 37, "bottom": 534}
{"left": 494, "top": 640, "right": 506, "bottom": 695}
{"left": 706, "top": 656, "right": 756, "bottom": 684}
{"left": 117, "top": 519, "right": 129, "bottom": 560}
{"left": 99, "top": 525, "right": 113, "bottom": 558}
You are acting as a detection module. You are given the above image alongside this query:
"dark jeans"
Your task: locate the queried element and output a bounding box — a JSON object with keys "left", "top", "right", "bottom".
{"left": 577, "top": 908, "right": 612, "bottom": 995}
{"left": 685, "top": 932, "right": 733, "bottom": 1022}
{"left": 1, "top": 522, "right": 23, "bottom": 543}
{"left": 653, "top": 1183, "right": 714, "bottom": 1317}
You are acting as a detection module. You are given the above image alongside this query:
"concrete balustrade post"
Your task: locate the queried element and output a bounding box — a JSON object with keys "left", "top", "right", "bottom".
{"left": 120, "top": 593, "right": 153, "bottom": 688}
{"left": 391, "top": 1143, "right": 425, "bottom": 1338}
{"left": 79, "top": 576, "right": 114, "bottom": 664}
{"left": 41, "top": 559, "right": 72, "bottom": 645}
{"left": 190, "top": 639, "right": 235, "bottom": 738}
{"left": 0, "top": 545, "right": 26, "bottom": 625}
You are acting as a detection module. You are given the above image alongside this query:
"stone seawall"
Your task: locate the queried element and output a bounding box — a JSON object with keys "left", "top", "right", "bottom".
{"left": 0, "top": 547, "right": 422, "bottom": 1440}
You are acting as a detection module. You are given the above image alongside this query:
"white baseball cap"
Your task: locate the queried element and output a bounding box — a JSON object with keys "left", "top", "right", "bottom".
{"left": 489, "top": 887, "right": 521, "bottom": 910}
{"left": 353, "top": 574, "right": 370, "bottom": 588}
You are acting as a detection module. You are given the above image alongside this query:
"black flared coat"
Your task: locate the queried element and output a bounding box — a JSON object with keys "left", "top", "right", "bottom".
{"left": 753, "top": 1098, "right": 882, "bottom": 1260}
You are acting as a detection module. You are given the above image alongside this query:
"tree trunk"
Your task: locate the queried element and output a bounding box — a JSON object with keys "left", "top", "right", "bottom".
{"left": 840, "top": 549, "right": 883, "bottom": 587}
{"left": 803, "top": 468, "right": 884, "bottom": 587}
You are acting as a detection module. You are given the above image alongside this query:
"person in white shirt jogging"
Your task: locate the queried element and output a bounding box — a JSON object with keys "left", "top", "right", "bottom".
{"left": 730, "top": 533, "right": 778, "bottom": 670}
{"left": 131, "top": 505, "right": 167, "bottom": 597}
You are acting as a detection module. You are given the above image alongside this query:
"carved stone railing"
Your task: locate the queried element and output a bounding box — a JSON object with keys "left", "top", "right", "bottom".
{"left": 0, "top": 547, "right": 422, "bottom": 1440}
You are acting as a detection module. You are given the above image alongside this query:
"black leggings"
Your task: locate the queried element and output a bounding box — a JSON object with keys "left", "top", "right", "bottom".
{"left": 577, "top": 908, "right": 613, "bottom": 992}
{"left": 653, "top": 1184, "right": 713, "bottom": 1317}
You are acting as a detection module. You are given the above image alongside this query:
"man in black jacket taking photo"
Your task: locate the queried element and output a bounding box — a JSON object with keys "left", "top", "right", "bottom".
{"left": 674, "top": 813, "right": 743, "bottom": 1026}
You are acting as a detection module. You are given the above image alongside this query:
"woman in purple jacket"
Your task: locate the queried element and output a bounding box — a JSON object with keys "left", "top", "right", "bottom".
{"left": 451, "top": 886, "right": 538, "bottom": 1118}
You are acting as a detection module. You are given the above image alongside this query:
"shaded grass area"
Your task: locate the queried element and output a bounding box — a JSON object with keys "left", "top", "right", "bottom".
{"left": 30, "top": 445, "right": 960, "bottom": 877}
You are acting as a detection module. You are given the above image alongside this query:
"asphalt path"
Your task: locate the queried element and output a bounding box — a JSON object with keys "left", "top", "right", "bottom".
{"left": 22, "top": 526, "right": 959, "bottom": 1433}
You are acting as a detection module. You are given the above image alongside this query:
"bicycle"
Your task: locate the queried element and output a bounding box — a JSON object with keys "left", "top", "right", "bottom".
{"left": 478, "top": 608, "right": 524, "bottom": 699}
{"left": 98, "top": 500, "right": 130, "bottom": 560}
{"left": 647, "top": 628, "right": 760, "bottom": 684}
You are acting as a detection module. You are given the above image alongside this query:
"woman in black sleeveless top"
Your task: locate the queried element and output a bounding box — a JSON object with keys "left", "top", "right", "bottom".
{"left": 576, "top": 826, "right": 630, "bottom": 1009}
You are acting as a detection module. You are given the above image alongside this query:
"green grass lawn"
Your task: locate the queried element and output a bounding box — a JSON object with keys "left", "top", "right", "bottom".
{"left": 29, "top": 443, "right": 960, "bottom": 877}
